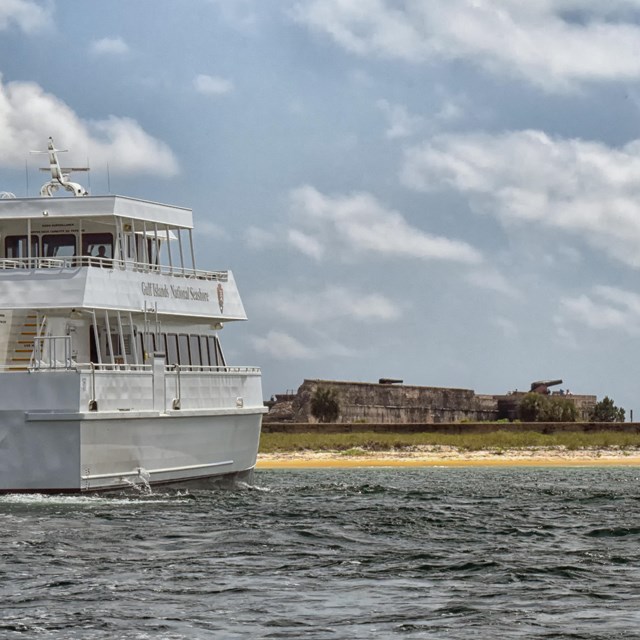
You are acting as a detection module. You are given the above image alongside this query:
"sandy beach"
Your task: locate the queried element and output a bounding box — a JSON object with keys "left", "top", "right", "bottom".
{"left": 257, "top": 447, "right": 640, "bottom": 468}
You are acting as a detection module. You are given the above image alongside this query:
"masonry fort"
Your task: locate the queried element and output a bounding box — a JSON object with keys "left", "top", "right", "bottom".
{"left": 141, "top": 282, "right": 210, "bottom": 302}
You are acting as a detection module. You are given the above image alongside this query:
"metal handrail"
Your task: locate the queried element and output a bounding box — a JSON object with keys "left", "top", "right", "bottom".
{"left": 166, "top": 365, "right": 261, "bottom": 373}
{"left": 0, "top": 359, "right": 260, "bottom": 374}
{"left": 0, "top": 257, "right": 228, "bottom": 281}
{"left": 32, "top": 335, "right": 72, "bottom": 370}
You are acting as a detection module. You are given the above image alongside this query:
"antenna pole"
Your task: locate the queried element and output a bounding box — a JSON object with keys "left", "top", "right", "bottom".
{"left": 107, "top": 163, "right": 111, "bottom": 194}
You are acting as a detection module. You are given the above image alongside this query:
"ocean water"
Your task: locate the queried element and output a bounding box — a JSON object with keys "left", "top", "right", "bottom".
{"left": 1, "top": 467, "right": 640, "bottom": 639}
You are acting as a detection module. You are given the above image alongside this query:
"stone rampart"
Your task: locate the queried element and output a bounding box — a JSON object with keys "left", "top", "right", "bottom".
{"left": 265, "top": 379, "right": 598, "bottom": 424}
{"left": 289, "top": 379, "right": 499, "bottom": 424}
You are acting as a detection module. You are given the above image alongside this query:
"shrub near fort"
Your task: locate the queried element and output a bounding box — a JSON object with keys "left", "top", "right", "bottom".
{"left": 590, "top": 396, "right": 625, "bottom": 422}
{"left": 518, "top": 393, "right": 577, "bottom": 422}
{"left": 518, "top": 393, "right": 547, "bottom": 422}
{"left": 540, "top": 397, "right": 577, "bottom": 422}
{"left": 310, "top": 387, "right": 340, "bottom": 423}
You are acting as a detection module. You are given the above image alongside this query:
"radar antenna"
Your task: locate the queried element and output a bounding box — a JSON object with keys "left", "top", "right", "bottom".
{"left": 31, "top": 137, "right": 89, "bottom": 197}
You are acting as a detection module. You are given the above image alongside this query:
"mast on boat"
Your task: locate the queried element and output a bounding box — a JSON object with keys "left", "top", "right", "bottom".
{"left": 31, "top": 137, "right": 89, "bottom": 197}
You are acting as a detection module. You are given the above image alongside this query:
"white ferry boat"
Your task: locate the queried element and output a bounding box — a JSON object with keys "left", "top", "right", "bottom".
{"left": 0, "top": 138, "right": 265, "bottom": 493}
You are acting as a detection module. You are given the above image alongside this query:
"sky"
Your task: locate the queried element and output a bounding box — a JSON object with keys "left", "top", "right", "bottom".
{"left": 3, "top": 1, "right": 640, "bottom": 414}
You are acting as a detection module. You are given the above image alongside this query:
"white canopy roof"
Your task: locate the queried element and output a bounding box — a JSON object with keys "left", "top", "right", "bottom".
{"left": 0, "top": 195, "right": 194, "bottom": 229}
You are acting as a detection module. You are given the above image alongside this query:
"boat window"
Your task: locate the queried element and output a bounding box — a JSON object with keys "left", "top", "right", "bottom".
{"left": 165, "top": 334, "right": 179, "bottom": 365}
{"left": 189, "top": 336, "right": 201, "bottom": 366}
{"left": 5, "top": 235, "right": 40, "bottom": 259}
{"left": 206, "top": 336, "right": 226, "bottom": 367}
{"left": 178, "top": 334, "right": 190, "bottom": 365}
{"left": 82, "top": 233, "right": 113, "bottom": 264}
{"left": 207, "top": 336, "right": 217, "bottom": 366}
{"left": 137, "top": 332, "right": 145, "bottom": 363}
{"left": 90, "top": 328, "right": 99, "bottom": 364}
{"left": 138, "top": 237, "right": 160, "bottom": 266}
{"left": 42, "top": 234, "right": 76, "bottom": 258}
{"left": 200, "top": 336, "right": 210, "bottom": 366}
{"left": 148, "top": 238, "right": 160, "bottom": 266}
{"left": 214, "top": 336, "right": 226, "bottom": 366}
{"left": 106, "top": 334, "right": 132, "bottom": 357}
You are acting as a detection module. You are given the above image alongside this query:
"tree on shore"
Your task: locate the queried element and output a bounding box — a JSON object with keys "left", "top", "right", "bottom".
{"left": 311, "top": 387, "right": 340, "bottom": 423}
{"left": 518, "top": 393, "right": 577, "bottom": 422}
{"left": 540, "top": 397, "right": 577, "bottom": 422}
{"left": 519, "top": 392, "right": 547, "bottom": 422}
{"left": 590, "top": 396, "right": 625, "bottom": 422}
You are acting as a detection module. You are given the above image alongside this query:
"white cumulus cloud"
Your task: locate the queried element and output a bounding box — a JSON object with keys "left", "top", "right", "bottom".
{"left": 376, "top": 99, "right": 424, "bottom": 139}
{"left": 288, "top": 185, "right": 482, "bottom": 264}
{"left": 292, "top": 0, "right": 640, "bottom": 90}
{"left": 245, "top": 226, "right": 276, "bottom": 249}
{"left": 557, "top": 285, "right": 640, "bottom": 334}
{"left": 194, "top": 74, "right": 234, "bottom": 96}
{"left": 0, "top": 0, "right": 51, "bottom": 33}
{"left": 466, "top": 267, "right": 519, "bottom": 298}
{"left": 90, "top": 36, "right": 130, "bottom": 56}
{"left": 250, "top": 330, "right": 316, "bottom": 359}
{"left": 0, "top": 76, "right": 178, "bottom": 176}
{"left": 254, "top": 285, "right": 400, "bottom": 325}
{"left": 287, "top": 229, "right": 324, "bottom": 260}
{"left": 402, "top": 129, "right": 640, "bottom": 268}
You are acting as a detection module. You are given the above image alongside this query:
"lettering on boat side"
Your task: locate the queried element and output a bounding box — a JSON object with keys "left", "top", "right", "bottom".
{"left": 140, "top": 282, "right": 210, "bottom": 302}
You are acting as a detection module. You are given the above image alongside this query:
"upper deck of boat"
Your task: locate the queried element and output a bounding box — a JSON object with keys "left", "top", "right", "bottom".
{"left": 0, "top": 195, "right": 194, "bottom": 229}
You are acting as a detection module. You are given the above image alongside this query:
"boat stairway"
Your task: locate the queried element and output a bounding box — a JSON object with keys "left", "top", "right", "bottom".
{"left": 7, "top": 312, "right": 46, "bottom": 371}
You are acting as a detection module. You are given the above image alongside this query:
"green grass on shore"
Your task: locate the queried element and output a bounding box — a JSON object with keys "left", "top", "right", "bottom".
{"left": 259, "top": 430, "right": 640, "bottom": 453}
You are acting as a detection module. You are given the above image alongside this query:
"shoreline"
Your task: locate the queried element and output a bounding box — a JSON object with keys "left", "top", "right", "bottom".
{"left": 256, "top": 448, "right": 640, "bottom": 469}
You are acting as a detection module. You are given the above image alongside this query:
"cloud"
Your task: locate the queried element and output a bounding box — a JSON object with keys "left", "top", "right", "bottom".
{"left": 435, "top": 96, "right": 465, "bottom": 123}
{"left": 292, "top": 0, "right": 640, "bottom": 90}
{"left": 255, "top": 285, "right": 401, "bottom": 324}
{"left": 0, "top": 76, "right": 178, "bottom": 176}
{"left": 466, "top": 267, "right": 519, "bottom": 298}
{"left": 194, "top": 74, "right": 234, "bottom": 96}
{"left": 206, "top": 0, "right": 260, "bottom": 32}
{"left": 0, "top": 0, "right": 51, "bottom": 33}
{"left": 245, "top": 226, "right": 276, "bottom": 249}
{"left": 287, "top": 229, "right": 324, "bottom": 260}
{"left": 376, "top": 99, "right": 424, "bottom": 139}
{"left": 90, "top": 37, "right": 130, "bottom": 56}
{"left": 250, "top": 330, "right": 316, "bottom": 359}
{"left": 557, "top": 285, "right": 640, "bottom": 334}
{"left": 250, "top": 328, "right": 357, "bottom": 360}
{"left": 401, "top": 129, "right": 640, "bottom": 268}
{"left": 288, "top": 185, "right": 482, "bottom": 264}
{"left": 198, "top": 220, "right": 229, "bottom": 240}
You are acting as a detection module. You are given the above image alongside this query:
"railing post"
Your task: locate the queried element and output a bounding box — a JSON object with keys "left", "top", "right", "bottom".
{"left": 88, "top": 362, "right": 98, "bottom": 411}
{"left": 152, "top": 353, "right": 165, "bottom": 411}
{"left": 172, "top": 364, "right": 181, "bottom": 410}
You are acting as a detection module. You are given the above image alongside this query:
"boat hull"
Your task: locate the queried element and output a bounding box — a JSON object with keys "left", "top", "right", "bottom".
{"left": 0, "top": 409, "right": 263, "bottom": 493}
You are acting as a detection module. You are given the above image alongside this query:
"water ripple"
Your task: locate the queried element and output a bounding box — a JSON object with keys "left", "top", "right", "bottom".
{"left": 1, "top": 467, "right": 640, "bottom": 638}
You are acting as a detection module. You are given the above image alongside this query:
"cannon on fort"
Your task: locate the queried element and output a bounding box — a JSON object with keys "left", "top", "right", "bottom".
{"left": 530, "top": 379, "right": 562, "bottom": 394}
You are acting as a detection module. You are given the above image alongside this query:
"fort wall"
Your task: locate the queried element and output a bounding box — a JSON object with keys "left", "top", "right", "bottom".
{"left": 265, "top": 379, "right": 597, "bottom": 424}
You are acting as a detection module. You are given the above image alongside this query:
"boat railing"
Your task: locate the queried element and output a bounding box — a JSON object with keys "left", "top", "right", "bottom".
{"left": 0, "top": 359, "right": 260, "bottom": 374}
{"left": 168, "top": 365, "right": 261, "bottom": 374}
{"left": 31, "top": 335, "right": 73, "bottom": 370}
{"left": 0, "top": 256, "right": 228, "bottom": 281}
{"left": 81, "top": 363, "right": 153, "bottom": 372}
